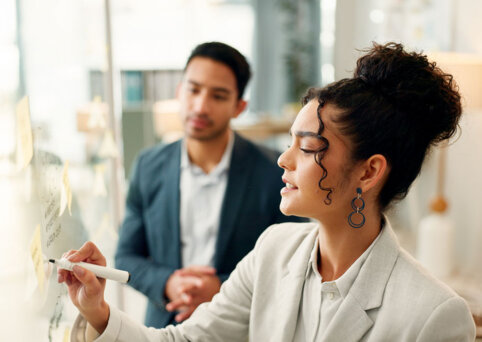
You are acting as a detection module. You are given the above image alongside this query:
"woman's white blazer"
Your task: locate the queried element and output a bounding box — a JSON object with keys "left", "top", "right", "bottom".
{"left": 72, "top": 221, "right": 476, "bottom": 342}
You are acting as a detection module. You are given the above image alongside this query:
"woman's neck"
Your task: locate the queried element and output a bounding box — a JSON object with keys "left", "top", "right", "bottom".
{"left": 316, "top": 210, "right": 383, "bottom": 281}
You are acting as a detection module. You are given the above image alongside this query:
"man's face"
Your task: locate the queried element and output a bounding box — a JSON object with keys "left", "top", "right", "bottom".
{"left": 177, "top": 57, "right": 246, "bottom": 141}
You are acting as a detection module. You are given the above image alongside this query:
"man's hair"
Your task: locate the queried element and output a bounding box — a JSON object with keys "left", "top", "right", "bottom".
{"left": 185, "top": 42, "right": 251, "bottom": 99}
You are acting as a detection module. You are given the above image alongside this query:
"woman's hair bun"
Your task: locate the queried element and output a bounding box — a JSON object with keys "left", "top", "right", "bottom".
{"left": 354, "top": 42, "right": 461, "bottom": 143}
{"left": 303, "top": 42, "right": 463, "bottom": 209}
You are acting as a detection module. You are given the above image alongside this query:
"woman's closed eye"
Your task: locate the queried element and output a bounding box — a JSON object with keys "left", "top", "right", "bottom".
{"left": 286, "top": 143, "right": 320, "bottom": 154}
{"left": 300, "top": 147, "right": 316, "bottom": 154}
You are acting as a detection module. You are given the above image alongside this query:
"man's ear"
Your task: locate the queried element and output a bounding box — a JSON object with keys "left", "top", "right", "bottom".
{"left": 233, "top": 99, "right": 248, "bottom": 119}
{"left": 359, "top": 154, "right": 388, "bottom": 192}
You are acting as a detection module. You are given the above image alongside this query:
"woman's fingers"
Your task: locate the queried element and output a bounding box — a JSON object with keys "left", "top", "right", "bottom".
{"left": 57, "top": 242, "right": 106, "bottom": 287}
{"left": 67, "top": 241, "right": 106, "bottom": 266}
{"left": 72, "top": 265, "right": 103, "bottom": 296}
{"left": 58, "top": 249, "right": 77, "bottom": 283}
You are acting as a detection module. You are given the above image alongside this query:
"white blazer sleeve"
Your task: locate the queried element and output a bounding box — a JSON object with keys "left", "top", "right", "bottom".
{"left": 71, "top": 230, "right": 267, "bottom": 342}
{"left": 416, "top": 296, "right": 476, "bottom": 342}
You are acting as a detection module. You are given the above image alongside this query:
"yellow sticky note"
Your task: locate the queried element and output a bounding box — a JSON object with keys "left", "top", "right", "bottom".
{"left": 98, "top": 130, "right": 119, "bottom": 158}
{"left": 59, "top": 161, "right": 72, "bottom": 216}
{"left": 16, "top": 96, "right": 33, "bottom": 170}
{"left": 63, "top": 327, "right": 70, "bottom": 342}
{"left": 29, "top": 224, "right": 45, "bottom": 294}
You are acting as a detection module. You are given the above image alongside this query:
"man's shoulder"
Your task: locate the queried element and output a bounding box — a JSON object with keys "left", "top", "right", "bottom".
{"left": 139, "top": 139, "right": 181, "bottom": 159}
{"left": 136, "top": 140, "right": 181, "bottom": 167}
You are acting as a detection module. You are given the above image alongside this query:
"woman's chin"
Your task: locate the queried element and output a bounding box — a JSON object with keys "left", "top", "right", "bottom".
{"left": 279, "top": 202, "right": 290, "bottom": 216}
{"left": 280, "top": 202, "right": 311, "bottom": 219}
{"left": 279, "top": 202, "right": 298, "bottom": 217}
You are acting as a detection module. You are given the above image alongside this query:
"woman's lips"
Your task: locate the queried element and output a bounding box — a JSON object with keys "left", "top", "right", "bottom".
{"left": 281, "top": 182, "right": 298, "bottom": 195}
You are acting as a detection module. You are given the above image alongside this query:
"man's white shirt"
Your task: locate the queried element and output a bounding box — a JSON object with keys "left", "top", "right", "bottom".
{"left": 179, "top": 132, "right": 234, "bottom": 267}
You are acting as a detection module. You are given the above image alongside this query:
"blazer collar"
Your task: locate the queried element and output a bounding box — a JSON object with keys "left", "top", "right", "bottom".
{"left": 180, "top": 131, "right": 234, "bottom": 176}
{"left": 285, "top": 219, "right": 400, "bottom": 285}
{"left": 145, "top": 141, "right": 182, "bottom": 267}
{"left": 214, "top": 133, "right": 253, "bottom": 265}
{"left": 321, "top": 220, "right": 400, "bottom": 341}
{"left": 274, "top": 219, "right": 400, "bottom": 342}
{"left": 350, "top": 221, "right": 400, "bottom": 310}
{"left": 286, "top": 225, "right": 319, "bottom": 277}
{"left": 271, "top": 226, "right": 319, "bottom": 341}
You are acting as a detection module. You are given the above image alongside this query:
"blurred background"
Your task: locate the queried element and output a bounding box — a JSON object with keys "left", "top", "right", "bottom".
{"left": 0, "top": 0, "right": 481, "bottom": 340}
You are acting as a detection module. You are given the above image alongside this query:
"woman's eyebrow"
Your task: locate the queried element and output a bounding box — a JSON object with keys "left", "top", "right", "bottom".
{"left": 289, "top": 129, "right": 323, "bottom": 139}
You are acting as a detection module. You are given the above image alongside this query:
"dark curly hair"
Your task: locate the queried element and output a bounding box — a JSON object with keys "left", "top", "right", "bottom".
{"left": 303, "top": 42, "right": 462, "bottom": 210}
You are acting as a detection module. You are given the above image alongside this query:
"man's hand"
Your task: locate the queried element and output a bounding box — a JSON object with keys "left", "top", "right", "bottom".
{"left": 57, "top": 241, "right": 110, "bottom": 335}
{"left": 165, "top": 265, "right": 221, "bottom": 322}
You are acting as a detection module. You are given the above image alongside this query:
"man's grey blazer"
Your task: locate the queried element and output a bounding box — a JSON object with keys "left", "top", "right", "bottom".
{"left": 74, "top": 221, "right": 476, "bottom": 341}
{"left": 114, "top": 133, "right": 306, "bottom": 328}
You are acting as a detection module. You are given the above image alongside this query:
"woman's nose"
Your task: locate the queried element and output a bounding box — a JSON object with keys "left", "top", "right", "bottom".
{"left": 278, "top": 147, "right": 294, "bottom": 170}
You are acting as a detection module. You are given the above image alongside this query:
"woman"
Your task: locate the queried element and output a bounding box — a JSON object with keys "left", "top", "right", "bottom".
{"left": 61, "top": 43, "right": 476, "bottom": 341}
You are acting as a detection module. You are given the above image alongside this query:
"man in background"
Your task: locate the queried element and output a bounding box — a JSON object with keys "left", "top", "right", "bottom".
{"left": 115, "top": 42, "right": 306, "bottom": 328}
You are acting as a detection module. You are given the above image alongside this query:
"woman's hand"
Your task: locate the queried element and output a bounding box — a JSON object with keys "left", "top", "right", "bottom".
{"left": 57, "top": 241, "right": 110, "bottom": 334}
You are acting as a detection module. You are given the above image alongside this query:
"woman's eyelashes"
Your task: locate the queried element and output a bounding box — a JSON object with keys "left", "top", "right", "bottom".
{"left": 286, "top": 142, "right": 320, "bottom": 154}
{"left": 286, "top": 144, "right": 315, "bottom": 154}
{"left": 300, "top": 147, "right": 316, "bottom": 154}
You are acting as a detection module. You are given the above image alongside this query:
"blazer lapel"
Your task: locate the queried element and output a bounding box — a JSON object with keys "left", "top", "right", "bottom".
{"left": 321, "top": 222, "right": 400, "bottom": 342}
{"left": 215, "top": 134, "right": 252, "bottom": 264}
{"left": 320, "top": 293, "right": 374, "bottom": 341}
{"left": 148, "top": 142, "right": 182, "bottom": 267}
{"left": 271, "top": 228, "right": 319, "bottom": 341}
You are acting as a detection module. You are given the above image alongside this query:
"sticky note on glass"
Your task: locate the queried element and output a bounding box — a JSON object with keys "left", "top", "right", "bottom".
{"left": 29, "top": 224, "right": 45, "bottom": 294}
{"left": 98, "top": 130, "right": 119, "bottom": 158}
{"left": 59, "top": 160, "right": 72, "bottom": 216}
{"left": 63, "top": 327, "right": 70, "bottom": 342}
{"left": 16, "top": 96, "right": 33, "bottom": 170}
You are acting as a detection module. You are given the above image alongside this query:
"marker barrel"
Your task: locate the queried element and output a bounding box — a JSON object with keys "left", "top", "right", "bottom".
{"left": 54, "top": 258, "right": 129, "bottom": 283}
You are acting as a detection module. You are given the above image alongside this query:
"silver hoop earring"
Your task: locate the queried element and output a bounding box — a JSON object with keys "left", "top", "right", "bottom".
{"left": 348, "top": 187, "right": 365, "bottom": 228}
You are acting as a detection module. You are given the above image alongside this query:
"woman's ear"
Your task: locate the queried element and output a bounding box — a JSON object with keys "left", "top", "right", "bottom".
{"left": 359, "top": 154, "right": 388, "bottom": 192}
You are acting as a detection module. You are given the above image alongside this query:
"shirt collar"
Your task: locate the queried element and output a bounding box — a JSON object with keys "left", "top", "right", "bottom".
{"left": 180, "top": 131, "right": 234, "bottom": 176}
{"left": 306, "top": 223, "right": 384, "bottom": 298}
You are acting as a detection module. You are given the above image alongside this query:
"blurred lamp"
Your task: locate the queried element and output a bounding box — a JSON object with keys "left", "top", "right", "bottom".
{"left": 429, "top": 52, "right": 482, "bottom": 111}
{"left": 417, "top": 52, "right": 482, "bottom": 279}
